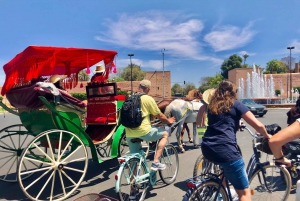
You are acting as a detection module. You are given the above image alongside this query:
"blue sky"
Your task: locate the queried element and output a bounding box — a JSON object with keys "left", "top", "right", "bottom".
{"left": 1, "top": 0, "right": 300, "bottom": 88}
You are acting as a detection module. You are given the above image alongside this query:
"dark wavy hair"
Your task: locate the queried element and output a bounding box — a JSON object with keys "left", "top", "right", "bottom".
{"left": 208, "top": 80, "right": 236, "bottom": 115}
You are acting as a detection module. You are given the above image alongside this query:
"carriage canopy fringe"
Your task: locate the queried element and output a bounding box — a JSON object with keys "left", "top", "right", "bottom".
{"left": 1, "top": 46, "right": 118, "bottom": 95}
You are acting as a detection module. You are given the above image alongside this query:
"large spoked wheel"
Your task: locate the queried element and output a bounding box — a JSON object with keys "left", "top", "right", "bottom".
{"left": 117, "top": 158, "right": 148, "bottom": 201}
{"left": 249, "top": 164, "right": 291, "bottom": 201}
{"left": 192, "top": 154, "right": 221, "bottom": 178}
{"left": 183, "top": 180, "right": 228, "bottom": 201}
{"left": 118, "top": 132, "right": 149, "bottom": 157}
{"left": 0, "top": 124, "right": 41, "bottom": 182}
{"left": 159, "top": 144, "right": 179, "bottom": 184}
{"left": 18, "top": 130, "right": 88, "bottom": 201}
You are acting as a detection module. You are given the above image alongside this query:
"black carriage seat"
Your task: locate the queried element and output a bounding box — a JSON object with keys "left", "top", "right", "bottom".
{"left": 131, "top": 138, "right": 144, "bottom": 143}
{"left": 6, "top": 82, "right": 86, "bottom": 110}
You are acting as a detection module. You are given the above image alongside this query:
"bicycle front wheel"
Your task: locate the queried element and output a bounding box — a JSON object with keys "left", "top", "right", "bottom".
{"left": 159, "top": 144, "right": 179, "bottom": 184}
{"left": 117, "top": 158, "right": 148, "bottom": 201}
{"left": 249, "top": 164, "right": 291, "bottom": 201}
{"left": 182, "top": 180, "right": 228, "bottom": 201}
{"left": 192, "top": 154, "right": 221, "bottom": 177}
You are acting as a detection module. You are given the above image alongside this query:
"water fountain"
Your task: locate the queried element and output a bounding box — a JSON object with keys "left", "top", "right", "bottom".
{"left": 238, "top": 64, "right": 277, "bottom": 104}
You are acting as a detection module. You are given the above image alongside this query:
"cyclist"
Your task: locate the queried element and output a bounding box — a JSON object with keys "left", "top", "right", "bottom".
{"left": 201, "top": 80, "right": 270, "bottom": 201}
{"left": 125, "top": 79, "right": 175, "bottom": 171}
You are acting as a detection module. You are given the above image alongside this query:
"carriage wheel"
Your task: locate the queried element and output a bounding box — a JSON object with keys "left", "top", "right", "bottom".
{"left": 0, "top": 124, "right": 43, "bottom": 182}
{"left": 118, "top": 132, "right": 150, "bottom": 157}
{"left": 18, "top": 130, "right": 88, "bottom": 201}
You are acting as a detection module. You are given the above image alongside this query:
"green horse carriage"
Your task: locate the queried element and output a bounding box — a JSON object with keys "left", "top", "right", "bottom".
{"left": 0, "top": 46, "right": 145, "bottom": 201}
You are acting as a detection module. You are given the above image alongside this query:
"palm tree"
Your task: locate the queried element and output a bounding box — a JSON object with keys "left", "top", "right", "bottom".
{"left": 243, "top": 54, "right": 249, "bottom": 65}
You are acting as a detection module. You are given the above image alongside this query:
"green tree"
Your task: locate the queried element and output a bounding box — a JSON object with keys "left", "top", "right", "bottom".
{"left": 221, "top": 54, "right": 243, "bottom": 79}
{"left": 120, "top": 64, "right": 146, "bottom": 81}
{"left": 265, "top": 60, "right": 288, "bottom": 74}
{"left": 198, "top": 73, "right": 224, "bottom": 93}
{"left": 78, "top": 70, "right": 90, "bottom": 81}
{"left": 243, "top": 54, "right": 249, "bottom": 65}
{"left": 182, "top": 82, "right": 196, "bottom": 95}
{"left": 171, "top": 83, "right": 183, "bottom": 95}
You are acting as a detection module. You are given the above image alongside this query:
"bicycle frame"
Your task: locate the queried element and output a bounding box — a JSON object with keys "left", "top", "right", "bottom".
{"left": 115, "top": 140, "right": 162, "bottom": 193}
{"left": 243, "top": 126, "right": 276, "bottom": 193}
{"left": 185, "top": 172, "right": 233, "bottom": 201}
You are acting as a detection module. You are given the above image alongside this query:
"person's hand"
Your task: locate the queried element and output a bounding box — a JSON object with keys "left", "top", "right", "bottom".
{"left": 168, "top": 116, "right": 176, "bottom": 124}
{"left": 265, "top": 133, "right": 272, "bottom": 139}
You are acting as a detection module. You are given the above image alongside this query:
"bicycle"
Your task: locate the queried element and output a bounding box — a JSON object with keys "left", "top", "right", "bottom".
{"left": 115, "top": 123, "right": 179, "bottom": 201}
{"left": 186, "top": 123, "right": 291, "bottom": 201}
{"left": 184, "top": 169, "right": 239, "bottom": 201}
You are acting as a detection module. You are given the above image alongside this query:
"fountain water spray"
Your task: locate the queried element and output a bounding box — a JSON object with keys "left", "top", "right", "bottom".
{"left": 238, "top": 64, "right": 275, "bottom": 99}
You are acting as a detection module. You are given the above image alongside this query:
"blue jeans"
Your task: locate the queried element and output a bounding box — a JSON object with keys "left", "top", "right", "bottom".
{"left": 218, "top": 158, "right": 249, "bottom": 190}
{"left": 126, "top": 126, "right": 165, "bottom": 153}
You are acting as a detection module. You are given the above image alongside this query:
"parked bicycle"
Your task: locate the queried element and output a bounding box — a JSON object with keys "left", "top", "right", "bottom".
{"left": 185, "top": 123, "right": 291, "bottom": 201}
{"left": 115, "top": 123, "right": 179, "bottom": 201}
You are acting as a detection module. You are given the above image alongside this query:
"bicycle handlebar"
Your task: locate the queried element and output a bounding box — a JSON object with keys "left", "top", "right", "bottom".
{"left": 240, "top": 124, "right": 263, "bottom": 139}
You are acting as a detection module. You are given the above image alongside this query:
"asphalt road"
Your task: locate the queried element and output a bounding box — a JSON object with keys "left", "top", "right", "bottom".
{"left": 0, "top": 109, "right": 296, "bottom": 201}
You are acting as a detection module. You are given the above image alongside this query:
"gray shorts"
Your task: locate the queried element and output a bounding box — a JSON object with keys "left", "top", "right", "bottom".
{"left": 126, "top": 126, "right": 165, "bottom": 153}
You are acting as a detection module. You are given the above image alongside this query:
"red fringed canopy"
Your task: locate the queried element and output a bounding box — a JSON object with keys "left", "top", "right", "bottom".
{"left": 1, "top": 46, "right": 118, "bottom": 95}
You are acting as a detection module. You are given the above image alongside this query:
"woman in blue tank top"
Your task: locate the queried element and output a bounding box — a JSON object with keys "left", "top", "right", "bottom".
{"left": 201, "top": 80, "right": 270, "bottom": 201}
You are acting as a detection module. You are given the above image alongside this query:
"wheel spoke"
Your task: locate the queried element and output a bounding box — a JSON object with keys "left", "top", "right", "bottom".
{"left": 46, "top": 134, "right": 55, "bottom": 161}
{"left": 0, "top": 139, "right": 13, "bottom": 150}
{"left": 50, "top": 170, "right": 56, "bottom": 201}
{"left": 61, "top": 169, "right": 77, "bottom": 186}
{"left": 62, "top": 157, "right": 86, "bottom": 165}
{"left": 20, "top": 134, "right": 29, "bottom": 148}
{"left": 58, "top": 171, "right": 66, "bottom": 196}
{"left": 0, "top": 154, "right": 15, "bottom": 160}
{"left": 9, "top": 135, "right": 17, "bottom": 149}
{"left": 24, "top": 156, "right": 52, "bottom": 165}
{"left": 32, "top": 142, "right": 55, "bottom": 163}
{"left": 61, "top": 146, "right": 82, "bottom": 163}
{"left": 24, "top": 168, "right": 53, "bottom": 190}
{"left": 58, "top": 136, "right": 74, "bottom": 161}
{"left": 0, "top": 150, "right": 15, "bottom": 154}
{"left": 63, "top": 166, "right": 84, "bottom": 173}
{"left": 0, "top": 155, "right": 14, "bottom": 169}
{"left": 3, "top": 157, "right": 17, "bottom": 180}
{"left": 35, "top": 170, "right": 55, "bottom": 200}
{"left": 57, "top": 131, "right": 63, "bottom": 160}
{"left": 18, "top": 132, "right": 21, "bottom": 148}
{"left": 20, "top": 166, "right": 52, "bottom": 175}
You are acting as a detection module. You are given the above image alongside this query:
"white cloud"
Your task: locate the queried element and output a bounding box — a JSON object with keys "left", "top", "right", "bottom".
{"left": 290, "top": 40, "right": 300, "bottom": 54}
{"left": 238, "top": 51, "right": 256, "bottom": 57}
{"left": 117, "top": 58, "right": 172, "bottom": 70}
{"left": 204, "top": 22, "right": 257, "bottom": 52}
{"left": 95, "top": 11, "right": 211, "bottom": 61}
{"left": 95, "top": 10, "right": 227, "bottom": 68}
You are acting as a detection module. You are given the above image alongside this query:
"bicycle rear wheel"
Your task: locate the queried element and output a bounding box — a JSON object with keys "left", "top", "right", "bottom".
{"left": 159, "top": 144, "right": 179, "bottom": 184}
{"left": 192, "top": 154, "right": 221, "bottom": 177}
{"left": 249, "top": 164, "right": 291, "bottom": 201}
{"left": 117, "top": 158, "right": 148, "bottom": 201}
{"left": 182, "top": 180, "right": 228, "bottom": 201}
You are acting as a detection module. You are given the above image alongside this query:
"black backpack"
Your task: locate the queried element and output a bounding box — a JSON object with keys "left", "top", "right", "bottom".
{"left": 120, "top": 93, "right": 145, "bottom": 128}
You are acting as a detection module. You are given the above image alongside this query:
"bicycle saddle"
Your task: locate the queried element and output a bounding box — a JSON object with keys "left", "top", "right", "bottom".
{"left": 131, "top": 138, "right": 143, "bottom": 143}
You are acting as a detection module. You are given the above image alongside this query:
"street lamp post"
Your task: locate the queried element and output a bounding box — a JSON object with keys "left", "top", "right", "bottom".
{"left": 128, "top": 54, "right": 134, "bottom": 94}
{"left": 287, "top": 46, "right": 294, "bottom": 100}
{"left": 162, "top": 48, "right": 165, "bottom": 99}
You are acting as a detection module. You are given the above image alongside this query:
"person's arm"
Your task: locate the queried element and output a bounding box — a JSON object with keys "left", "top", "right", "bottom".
{"left": 242, "top": 111, "right": 271, "bottom": 138}
{"left": 154, "top": 112, "right": 175, "bottom": 124}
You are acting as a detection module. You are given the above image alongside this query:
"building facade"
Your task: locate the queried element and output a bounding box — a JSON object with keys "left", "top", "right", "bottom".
{"left": 228, "top": 64, "right": 300, "bottom": 99}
